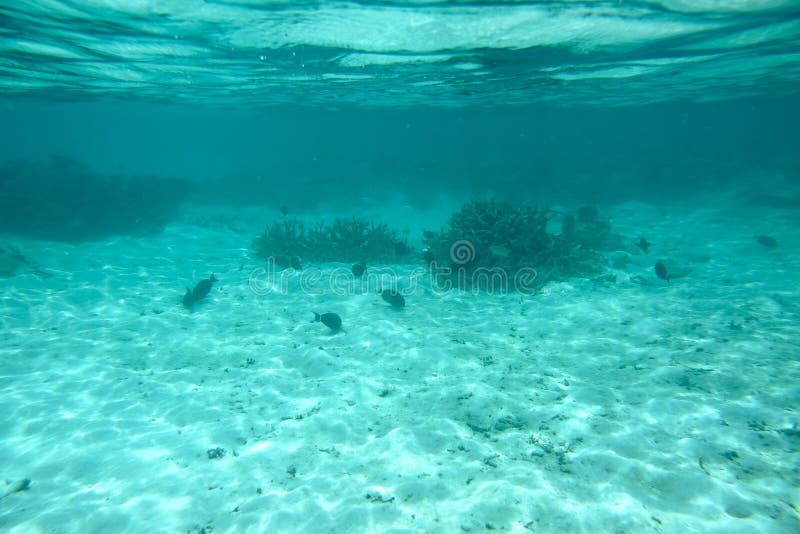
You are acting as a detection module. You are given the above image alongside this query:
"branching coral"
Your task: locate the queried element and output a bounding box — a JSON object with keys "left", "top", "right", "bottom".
{"left": 253, "top": 216, "right": 412, "bottom": 264}
{"left": 423, "top": 199, "right": 614, "bottom": 290}
{"left": 253, "top": 217, "right": 308, "bottom": 260}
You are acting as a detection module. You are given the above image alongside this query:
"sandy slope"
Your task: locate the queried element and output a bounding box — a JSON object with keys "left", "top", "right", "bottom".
{"left": 0, "top": 202, "right": 798, "bottom": 533}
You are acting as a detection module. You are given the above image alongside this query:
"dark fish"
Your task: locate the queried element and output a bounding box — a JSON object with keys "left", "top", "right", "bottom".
{"left": 280, "top": 205, "right": 289, "bottom": 216}
{"left": 381, "top": 289, "right": 405, "bottom": 308}
{"left": 754, "top": 235, "right": 777, "bottom": 248}
{"left": 352, "top": 262, "right": 366, "bottom": 277}
{"left": 0, "top": 477, "right": 30, "bottom": 499}
{"left": 182, "top": 288, "right": 194, "bottom": 307}
{"left": 423, "top": 230, "right": 436, "bottom": 240}
{"left": 192, "top": 274, "right": 218, "bottom": 300}
{"left": 654, "top": 262, "right": 670, "bottom": 284}
{"left": 313, "top": 312, "right": 342, "bottom": 331}
{"left": 636, "top": 237, "right": 651, "bottom": 254}
{"left": 423, "top": 249, "right": 435, "bottom": 263}
{"left": 290, "top": 256, "right": 302, "bottom": 270}
{"left": 184, "top": 274, "right": 218, "bottom": 307}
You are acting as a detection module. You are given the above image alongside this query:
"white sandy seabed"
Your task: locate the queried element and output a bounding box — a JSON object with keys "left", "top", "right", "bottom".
{"left": 0, "top": 200, "right": 798, "bottom": 533}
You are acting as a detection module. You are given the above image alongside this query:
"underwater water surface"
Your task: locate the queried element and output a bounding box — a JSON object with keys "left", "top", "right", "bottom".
{"left": 1, "top": 1, "right": 799, "bottom": 533}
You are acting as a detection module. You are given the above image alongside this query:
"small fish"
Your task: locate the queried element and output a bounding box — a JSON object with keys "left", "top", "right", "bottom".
{"left": 182, "top": 288, "right": 194, "bottom": 307}
{"left": 313, "top": 312, "right": 342, "bottom": 331}
{"left": 351, "top": 262, "right": 366, "bottom": 277}
{"left": 0, "top": 478, "right": 30, "bottom": 500}
{"left": 183, "top": 274, "right": 218, "bottom": 308}
{"left": 423, "top": 249, "right": 435, "bottom": 263}
{"left": 654, "top": 262, "right": 670, "bottom": 284}
{"left": 381, "top": 289, "right": 405, "bottom": 308}
{"left": 423, "top": 230, "right": 436, "bottom": 240}
{"left": 192, "top": 274, "right": 218, "bottom": 301}
{"left": 754, "top": 235, "right": 777, "bottom": 248}
{"left": 290, "top": 256, "right": 302, "bottom": 270}
{"left": 280, "top": 205, "right": 289, "bottom": 216}
{"left": 636, "top": 237, "right": 651, "bottom": 254}
{"left": 489, "top": 244, "right": 511, "bottom": 258}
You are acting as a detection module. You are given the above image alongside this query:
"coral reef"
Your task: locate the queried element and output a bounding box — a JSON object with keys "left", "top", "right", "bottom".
{"left": 254, "top": 217, "right": 309, "bottom": 260}
{"left": 0, "top": 156, "right": 188, "bottom": 241}
{"left": 423, "top": 199, "right": 615, "bottom": 290}
{"left": 253, "top": 216, "right": 412, "bottom": 264}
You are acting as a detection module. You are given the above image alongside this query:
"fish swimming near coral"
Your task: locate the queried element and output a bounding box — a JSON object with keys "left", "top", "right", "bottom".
{"left": 635, "top": 237, "right": 651, "bottom": 254}
{"left": 381, "top": 289, "right": 405, "bottom": 308}
{"left": 183, "top": 274, "right": 218, "bottom": 308}
{"left": 312, "top": 312, "right": 342, "bottom": 331}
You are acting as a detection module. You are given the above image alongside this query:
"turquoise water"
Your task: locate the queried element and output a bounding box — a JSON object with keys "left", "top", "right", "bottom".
{"left": 1, "top": 1, "right": 799, "bottom": 106}
{"left": 1, "top": 2, "right": 799, "bottom": 533}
